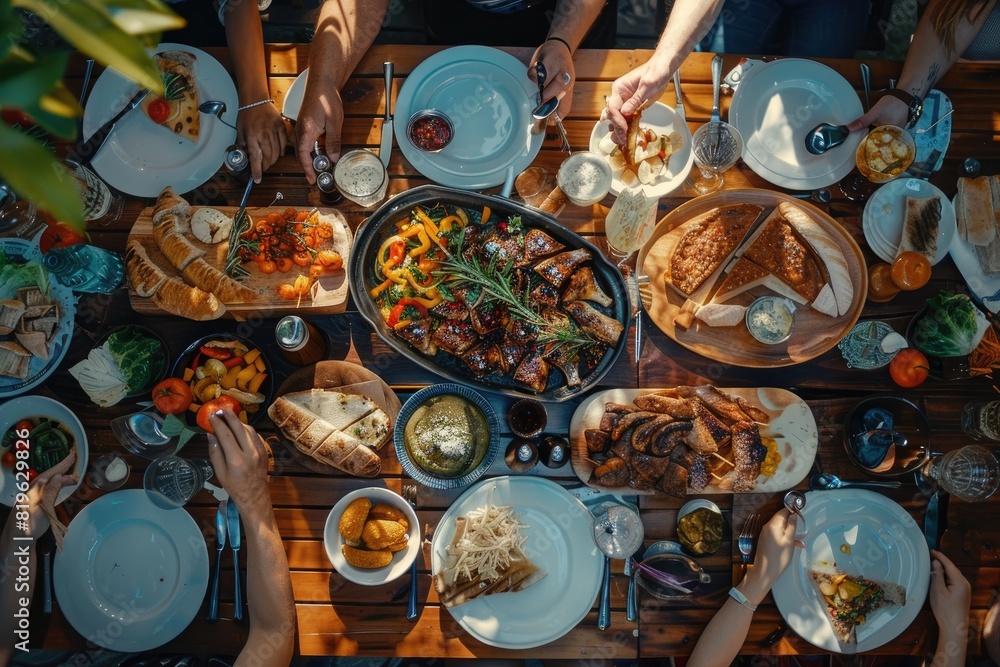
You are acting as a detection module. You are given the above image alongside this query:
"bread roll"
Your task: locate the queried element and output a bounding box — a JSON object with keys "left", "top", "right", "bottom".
{"left": 152, "top": 186, "right": 191, "bottom": 225}
{"left": 150, "top": 277, "right": 225, "bottom": 320}
{"left": 181, "top": 258, "right": 259, "bottom": 304}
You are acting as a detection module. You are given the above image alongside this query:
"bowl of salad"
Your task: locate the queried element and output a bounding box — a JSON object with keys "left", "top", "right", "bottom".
{"left": 0, "top": 395, "right": 88, "bottom": 506}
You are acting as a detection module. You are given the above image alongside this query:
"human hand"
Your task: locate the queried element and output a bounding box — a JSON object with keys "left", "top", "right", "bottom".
{"left": 295, "top": 81, "right": 344, "bottom": 184}
{"left": 929, "top": 550, "right": 971, "bottom": 636}
{"left": 742, "top": 509, "right": 799, "bottom": 604}
{"left": 528, "top": 40, "right": 576, "bottom": 119}
{"left": 607, "top": 59, "right": 671, "bottom": 144}
{"left": 29, "top": 452, "right": 76, "bottom": 540}
{"left": 237, "top": 103, "right": 290, "bottom": 184}
{"left": 208, "top": 409, "right": 272, "bottom": 521}
{"left": 846, "top": 94, "right": 909, "bottom": 132}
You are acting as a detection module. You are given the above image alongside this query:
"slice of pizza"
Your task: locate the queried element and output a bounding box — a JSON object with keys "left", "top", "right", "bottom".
{"left": 141, "top": 50, "right": 201, "bottom": 143}
{"left": 810, "top": 570, "right": 906, "bottom": 645}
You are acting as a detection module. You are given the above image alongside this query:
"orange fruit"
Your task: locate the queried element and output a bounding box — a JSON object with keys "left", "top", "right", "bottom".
{"left": 890, "top": 251, "right": 931, "bottom": 290}
{"left": 867, "top": 262, "right": 901, "bottom": 302}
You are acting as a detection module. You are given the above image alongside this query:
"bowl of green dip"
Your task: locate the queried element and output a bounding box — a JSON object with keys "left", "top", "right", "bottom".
{"left": 395, "top": 383, "right": 499, "bottom": 489}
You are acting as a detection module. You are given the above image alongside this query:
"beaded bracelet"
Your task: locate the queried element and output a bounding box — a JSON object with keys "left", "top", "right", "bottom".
{"left": 238, "top": 99, "right": 275, "bottom": 112}
{"left": 545, "top": 36, "right": 573, "bottom": 53}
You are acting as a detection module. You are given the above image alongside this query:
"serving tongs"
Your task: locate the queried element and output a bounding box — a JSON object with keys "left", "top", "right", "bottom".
{"left": 224, "top": 177, "right": 255, "bottom": 278}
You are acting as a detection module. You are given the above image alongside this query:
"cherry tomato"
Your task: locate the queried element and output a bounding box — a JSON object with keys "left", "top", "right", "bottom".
{"left": 889, "top": 349, "right": 930, "bottom": 388}
{"left": 292, "top": 251, "right": 312, "bottom": 267}
{"left": 1, "top": 452, "right": 15, "bottom": 468}
{"left": 151, "top": 378, "right": 195, "bottom": 415}
{"left": 145, "top": 97, "right": 171, "bottom": 125}
{"left": 27, "top": 468, "right": 37, "bottom": 482}
{"left": 316, "top": 250, "right": 343, "bottom": 270}
{"left": 196, "top": 396, "right": 243, "bottom": 433}
{"left": 14, "top": 420, "right": 33, "bottom": 434}
{"left": 259, "top": 260, "right": 278, "bottom": 274}
{"left": 39, "top": 219, "right": 85, "bottom": 252}
{"left": 276, "top": 257, "right": 294, "bottom": 273}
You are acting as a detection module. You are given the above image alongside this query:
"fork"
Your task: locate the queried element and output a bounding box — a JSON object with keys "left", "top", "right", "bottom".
{"left": 402, "top": 483, "right": 420, "bottom": 622}
{"left": 738, "top": 513, "right": 761, "bottom": 565}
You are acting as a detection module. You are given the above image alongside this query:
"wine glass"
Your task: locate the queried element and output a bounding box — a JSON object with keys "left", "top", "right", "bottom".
{"left": 923, "top": 445, "right": 1000, "bottom": 502}
{"left": 690, "top": 121, "right": 743, "bottom": 194}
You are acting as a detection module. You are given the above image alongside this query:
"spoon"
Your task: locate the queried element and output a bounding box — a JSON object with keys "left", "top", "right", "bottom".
{"left": 200, "top": 100, "right": 237, "bottom": 129}
{"left": 916, "top": 108, "right": 954, "bottom": 134}
{"left": 853, "top": 427, "right": 909, "bottom": 448}
{"left": 804, "top": 123, "right": 850, "bottom": 155}
{"left": 860, "top": 62, "right": 872, "bottom": 113}
{"left": 531, "top": 62, "right": 560, "bottom": 121}
{"left": 783, "top": 490, "right": 807, "bottom": 537}
{"left": 127, "top": 412, "right": 171, "bottom": 446}
{"left": 593, "top": 502, "right": 644, "bottom": 631}
{"left": 810, "top": 472, "right": 902, "bottom": 490}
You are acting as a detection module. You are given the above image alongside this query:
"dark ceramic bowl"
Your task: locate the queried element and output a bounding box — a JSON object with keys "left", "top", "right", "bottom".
{"left": 843, "top": 395, "right": 931, "bottom": 477}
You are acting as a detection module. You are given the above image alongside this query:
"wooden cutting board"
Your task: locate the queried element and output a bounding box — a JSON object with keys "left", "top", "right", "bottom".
{"left": 127, "top": 205, "right": 353, "bottom": 317}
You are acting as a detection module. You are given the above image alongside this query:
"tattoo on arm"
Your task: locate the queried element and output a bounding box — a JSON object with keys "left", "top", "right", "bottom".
{"left": 914, "top": 62, "right": 941, "bottom": 96}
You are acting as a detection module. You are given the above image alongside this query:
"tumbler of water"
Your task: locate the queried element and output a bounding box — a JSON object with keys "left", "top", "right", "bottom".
{"left": 927, "top": 445, "right": 1000, "bottom": 502}
{"left": 143, "top": 456, "right": 214, "bottom": 509}
{"left": 690, "top": 121, "right": 743, "bottom": 194}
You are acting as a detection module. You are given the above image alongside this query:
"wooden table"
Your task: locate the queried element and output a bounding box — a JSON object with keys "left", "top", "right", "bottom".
{"left": 22, "top": 45, "right": 1000, "bottom": 659}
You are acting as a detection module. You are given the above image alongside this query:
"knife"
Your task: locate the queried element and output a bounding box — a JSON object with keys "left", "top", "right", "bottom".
{"left": 380, "top": 62, "right": 394, "bottom": 168}
{"left": 208, "top": 500, "right": 227, "bottom": 621}
{"left": 673, "top": 70, "right": 685, "bottom": 122}
{"left": 74, "top": 88, "right": 150, "bottom": 166}
{"left": 924, "top": 491, "right": 945, "bottom": 550}
{"left": 227, "top": 499, "right": 243, "bottom": 621}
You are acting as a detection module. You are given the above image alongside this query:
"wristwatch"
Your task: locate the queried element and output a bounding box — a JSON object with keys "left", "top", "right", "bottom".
{"left": 882, "top": 89, "right": 923, "bottom": 129}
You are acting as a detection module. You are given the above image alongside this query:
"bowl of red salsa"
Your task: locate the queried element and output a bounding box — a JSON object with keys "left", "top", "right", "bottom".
{"left": 406, "top": 110, "right": 454, "bottom": 153}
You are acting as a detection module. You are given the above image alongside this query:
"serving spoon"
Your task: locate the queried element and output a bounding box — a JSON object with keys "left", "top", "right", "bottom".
{"left": 804, "top": 123, "right": 850, "bottom": 155}
{"left": 200, "top": 100, "right": 237, "bottom": 129}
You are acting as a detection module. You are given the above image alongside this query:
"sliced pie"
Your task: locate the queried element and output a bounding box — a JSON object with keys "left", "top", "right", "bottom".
{"left": 141, "top": 50, "right": 201, "bottom": 143}
{"left": 810, "top": 570, "right": 906, "bottom": 645}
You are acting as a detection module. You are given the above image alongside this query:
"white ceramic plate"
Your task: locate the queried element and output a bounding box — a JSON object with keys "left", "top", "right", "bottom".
{"left": 772, "top": 489, "right": 930, "bottom": 653}
{"left": 588, "top": 102, "right": 694, "bottom": 198}
{"left": 54, "top": 489, "right": 209, "bottom": 651}
{"left": 324, "top": 486, "right": 420, "bottom": 586}
{"left": 730, "top": 59, "right": 864, "bottom": 190}
{"left": 393, "top": 46, "right": 544, "bottom": 190}
{"left": 0, "top": 238, "right": 75, "bottom": 398}
{"left": 950, "top": 195, "right": 1000, "bottom": 313}
{"left": 282, "top": 69, "right": 308, "bottom": 121}
{"left": 432, "top": 476, "right": 602, "bottom": 649}
{"left": 862, "top": 178, "right": 956, "bottom": 265}
{"left": 0, "top": 396, "right": 87, "bottom": 506}
{"left": 82, "top": 43, "right": 238, "bottom": 197}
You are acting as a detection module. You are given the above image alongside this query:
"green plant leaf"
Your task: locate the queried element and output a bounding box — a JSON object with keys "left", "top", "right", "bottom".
{"left": 74, "top": 0, "right": 185, "bottom": 35}
{"left": 0, "top": 52, "right": 68, "bottom": 109}
{"left": 0, "top": 122, "right": 83, "bottom": 229}
{"left": 12, "top": 0, "right": 163, "bottom": 93}
{"left": 0, "top": 10, "right": 22, "bottom": 62}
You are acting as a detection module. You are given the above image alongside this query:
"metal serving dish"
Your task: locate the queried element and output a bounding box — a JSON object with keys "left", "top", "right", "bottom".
{"left": 350, "top": 185, "right": 631, "bottom": 402}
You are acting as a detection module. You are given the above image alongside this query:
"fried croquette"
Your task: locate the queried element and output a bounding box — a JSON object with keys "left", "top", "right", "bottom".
{"left": 386, "top": 538, "right": 408, "bottom": 553}
{"left": 342, "top": 544, "right": 393, "bottom": 569}
{"left": 362, "top": 519, "right": 407, "bottom": 550}
{"left": 369, "top": 503, "right": 409, "bottom": 530}
{"left": 338, "top": 497, "right": 372, "bottom": 543}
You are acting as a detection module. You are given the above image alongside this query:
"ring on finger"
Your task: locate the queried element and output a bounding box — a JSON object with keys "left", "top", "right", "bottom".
{"left": 560, "top": 72, "right": 572, "bottom": 85}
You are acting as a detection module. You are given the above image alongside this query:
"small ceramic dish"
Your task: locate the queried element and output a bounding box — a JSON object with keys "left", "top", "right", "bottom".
{"left": 843, "top": 395, "right": 931, "bottom": 477}
{"left": 406, "top": 110, "right": 454, "bottom": 153}
{"left": 324, "top": 487, "right": 420, "bottom": 586}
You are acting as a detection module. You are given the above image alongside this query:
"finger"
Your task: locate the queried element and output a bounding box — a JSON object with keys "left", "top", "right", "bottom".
{"left": 35, "top": 451, "right": 76, "bottom": 484}
{"left": 325, "top": 123, "right": 342, "bottom": 164}
{"left": 207, "top": 433, "right": 229, "bottom": 483}
{"left": 931, "top": 550, "right": 964, "bottom": 581}
{"left": 846, "top": 115, "right": 870, "bottom": 132}
{"left": 209, "top": 410, "right": 242, "bottom": 462}
{"left": 248, "top": 140, "right": 264, "bottom": 184}
{"left": 621, "top": 89, "right": 647, "bottom": 117}
{"left": 220, "top": 408, "right": 254, "bottom": 455}
{"left": 297, "top": 128, "right": 318, "bottom": 184}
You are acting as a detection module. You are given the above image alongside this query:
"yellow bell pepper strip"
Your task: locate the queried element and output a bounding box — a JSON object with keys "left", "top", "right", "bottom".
{"left": 410, "top": 292, "right": 443, "bottom": 308}
{"left": 399, "top": 223, "right": 424, "bottom": 239}
{"left": 482, "top": 206, "right": 491, "bottom": 223}
{"left": 438, "top": 215, "right": 463, "bottom": 233}
{"left": 369, "top": 278, "right": 394, "bottom": 298}
{"left": 386, "top": 299, "right": 429, "bottom": 328}
{"left": 378, "top": 236, "right": 407, "bottom": 283}
{"left": 407, "top": 228, "right": 432, "bottom": 257}
{"left": 456, "top": 208, "right": 469, "bottom": 226}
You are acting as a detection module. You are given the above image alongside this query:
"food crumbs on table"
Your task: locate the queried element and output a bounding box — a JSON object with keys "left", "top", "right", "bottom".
{"left": 840, "top": 544, "right": 852, "bottom": 555}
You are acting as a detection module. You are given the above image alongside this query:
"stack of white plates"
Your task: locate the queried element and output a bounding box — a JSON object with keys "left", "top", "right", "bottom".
{"left": 729, "top": 59, "right": 865, "bottom": 190}
{"left": 862, "top": 178, "right": 957, "bottom": 265}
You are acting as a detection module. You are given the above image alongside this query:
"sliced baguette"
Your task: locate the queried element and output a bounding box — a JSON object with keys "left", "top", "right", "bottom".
{"left": 125, "top": 240, "right": 168, "bottom": 297}
{"left": 957, "top": 176, "right": 996, "bottom": 246}
{"left": 181, "top": 258, "right": 259, "bottom": 304}
{"left": 152, "top": 186, "right": 191, "bottom": 225}
{"left": 150, "top": 277, "right": 225, "bottom": 320}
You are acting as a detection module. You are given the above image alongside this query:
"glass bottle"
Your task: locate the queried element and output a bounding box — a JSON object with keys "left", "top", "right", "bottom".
{"left": 43, "top": 244, "right": 124, "bottom": 293}
{"left": 276, "top": 315, "right": 327, "bottom": 366}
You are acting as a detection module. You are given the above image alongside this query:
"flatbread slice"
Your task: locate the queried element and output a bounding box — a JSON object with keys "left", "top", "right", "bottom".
{"left": 779, "top": 202, "right": 854, "bottom": 316}
{"left": 342, "top": 408, "right": 391, "bottom": 450}
{"left": 282, "top": 389, "right": 377, "bottom": 431}
{"left": 898, "top": 195, "right": 941, "bottom": 261}
{"left": 141, "top": 51, "right": 201, "bottom": 143}
{"left": 810, "top": 570, "right": 906, "bottom": 645}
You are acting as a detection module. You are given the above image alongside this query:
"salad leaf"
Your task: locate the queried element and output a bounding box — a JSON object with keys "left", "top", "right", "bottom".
{"left": 106, "top": 327, "right": 164, "bottom": 392}
{"left": 0, "top": 248, "right": 48, "bottom": 299}
{"left": 912, "top": 292, "right": 990, "bottom": 357}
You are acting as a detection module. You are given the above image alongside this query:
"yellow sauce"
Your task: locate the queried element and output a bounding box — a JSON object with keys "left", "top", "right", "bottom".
{"left": 760, "top": 436, "right": 782, "bottom": 477}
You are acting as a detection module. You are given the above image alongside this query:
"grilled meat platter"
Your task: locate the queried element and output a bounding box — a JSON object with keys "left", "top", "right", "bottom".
{"left": 352, "top": 186, "right": 630, "bottom": 401}
{"left": 569, "top": 386, "right": 818, "bottom": 495}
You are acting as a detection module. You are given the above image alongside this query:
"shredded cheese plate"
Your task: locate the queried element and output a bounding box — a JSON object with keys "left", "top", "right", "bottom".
{"left": 430, "top": 476, "right": 603, "bottom": 649}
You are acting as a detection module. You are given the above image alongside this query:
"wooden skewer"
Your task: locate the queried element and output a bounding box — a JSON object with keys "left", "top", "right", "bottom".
{"left": 711, "top": 452, "right": 734, "bottom": 467}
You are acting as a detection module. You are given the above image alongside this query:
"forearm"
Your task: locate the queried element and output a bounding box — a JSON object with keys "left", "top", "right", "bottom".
{"left": 224, "top": 0, "right": 271, "bottom": 105}
{"left": 688, "top": 569, "right": 773, "bottom": 667}
{"left": 929, "top": 626, "right": 969, "bottom": 667}
{"left": 308, "top": 0, "right": 389, "bottom": 90}
{"left": 236, "top": 505, "right": 295, "bottom": 667}
{"left": 549, "top": 0, "right": 607, "bottom": 50}
{"left": 648, "top": 0, "right": 727, "bottom": 81}
{"left": 898, "top": 0, "right": 997, "bottom": 96}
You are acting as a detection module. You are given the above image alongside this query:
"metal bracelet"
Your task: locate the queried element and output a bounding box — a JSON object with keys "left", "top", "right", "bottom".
{"left": 237, "top": 98, "right": 275, "bottom": 112}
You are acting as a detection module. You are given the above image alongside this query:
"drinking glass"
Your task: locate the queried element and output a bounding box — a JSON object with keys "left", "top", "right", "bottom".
{"left": 143, "top": 455, "right": 214, "bottom": 509}
{"left": 605, "top": 187, "right": 658, "bottom": 256}
{"left": 690, "top": 121, "right": 743, "bottom": 194}
{"left": 64, "top": 160, "right": 124, "bottom": 226}
{"left": 0, "top": 182, "right": 36, "bottom": 234}
{"left": 961, "top": 400, "right": 1000, "bottom": 441}
{"left": 924, "top": 445, "right": 1000, "bottom": 502}
{"left": 334, "top": 149, "right": 388, "bottom": 208}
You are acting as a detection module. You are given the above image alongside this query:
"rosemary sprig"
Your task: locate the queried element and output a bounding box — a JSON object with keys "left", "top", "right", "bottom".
{"left": 162, "top": 71, "right": 188, "bottom": 102}
{"left": 439, "top": 251, "right": 597, "bottom": 351}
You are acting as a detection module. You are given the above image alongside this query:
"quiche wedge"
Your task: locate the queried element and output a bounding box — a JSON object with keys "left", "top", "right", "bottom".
{"left": 810, "top": 570, "right": 906, "bottom": 645}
